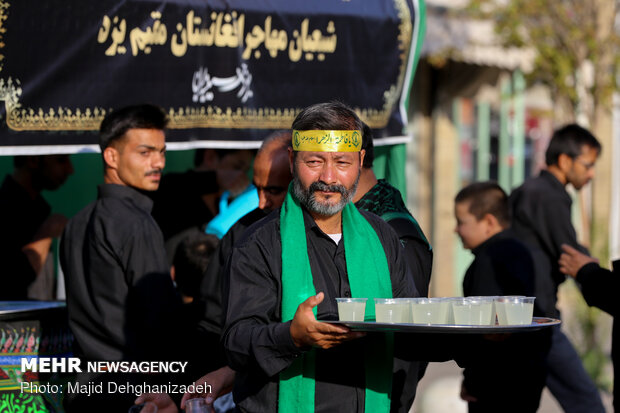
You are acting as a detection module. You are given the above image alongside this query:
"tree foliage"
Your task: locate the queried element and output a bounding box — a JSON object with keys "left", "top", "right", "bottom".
{"left": 467, "top": 0, "right": 620, "bottom": 123}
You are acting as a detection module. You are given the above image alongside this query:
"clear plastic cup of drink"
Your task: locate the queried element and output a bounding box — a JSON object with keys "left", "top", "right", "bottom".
{"left": 336, "top": 298, "right": 367, "bottom": 322}
{"left": 493, "top": 296, "right": 524, "bottom": 325}
{"left": 395, "top": 298, "right": 414, "bottom": 323}
{"left": 440, "top": 297, "right": 461, "bottom": 324}
{"left": 495, "top": 296, "right": 535, "bottom": 325}
{"left": 452, "top": 297, "right": 494, "bottom": 325}
{"left": 468, "top": 296, "right": 499, "bottom": 325}
{"left": 375, "top": 298, "right": 409, "bottom": 323}
{"left": 411, "top": 297, "right": 448, "bottom": 324}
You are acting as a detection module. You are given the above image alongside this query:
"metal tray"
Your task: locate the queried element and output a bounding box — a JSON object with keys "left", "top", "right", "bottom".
{"left": 319, "top": 317, "right": 560, "bottom": 334}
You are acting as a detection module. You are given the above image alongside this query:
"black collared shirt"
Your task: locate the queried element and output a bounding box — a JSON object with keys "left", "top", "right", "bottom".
{"left": 61, "top": 184, "right": 181, "bottom": 361}
{"left": 464, "top": 230, "right": 536, "bottom": 299}
{"left": 509, "top": 170, "right": 587, "bottom": 314}
{"left": 0, "top": 175, "right": 50, "bottom": 300}
{"left": 222, "top": 207, "right": 416, "bottom": 413}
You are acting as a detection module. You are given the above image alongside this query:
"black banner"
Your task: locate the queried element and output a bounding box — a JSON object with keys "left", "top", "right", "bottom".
{"left": 0, "top": 0, "right": 421, "bottom": 154}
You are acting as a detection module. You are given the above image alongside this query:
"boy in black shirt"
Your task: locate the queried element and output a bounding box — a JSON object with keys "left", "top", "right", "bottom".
{"left": 454, "top": 181, "right": 548, "bottom": 413}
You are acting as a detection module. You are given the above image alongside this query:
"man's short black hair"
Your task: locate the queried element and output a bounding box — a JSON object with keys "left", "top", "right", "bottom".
{"left": 361, "top": 123, "right": 375, "bottom": 168}
{"left": 292, "top": 101, "right": 364, "bottom": 135}
{"left": 455, "top": 181, "right": 511, "bottom": 228}
{"left": 545, "top": 123, "right": 601, "bottom": 166}
{"left": 99, "top": 104, "right": 168, "bottom": 151}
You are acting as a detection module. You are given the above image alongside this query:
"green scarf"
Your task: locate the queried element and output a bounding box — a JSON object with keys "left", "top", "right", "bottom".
{"left": 278, "top": 184, "right": 394, "bottom": 413}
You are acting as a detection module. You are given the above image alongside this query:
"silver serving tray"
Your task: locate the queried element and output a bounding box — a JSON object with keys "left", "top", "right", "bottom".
{"left": 318, "top": 317, "right": 560, "bottom": 334}
{"left": 0, "top": 301, "right": 66, "bottom": 315}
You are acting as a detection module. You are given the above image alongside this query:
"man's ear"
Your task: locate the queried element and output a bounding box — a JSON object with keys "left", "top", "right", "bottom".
{"left": 483, "top": 213, "right": 501, "bottom": 232}
{"left": 359, "top": 149, "right": 366, "bottom": 168}
{"left": 288, "top": 147, "right": 295, "bottom": 175}
{"left": 103, "top": 146, "right": 119, "bottom": 170}
{"left": 557, "top": 153, "right": 573, "bottom": 173}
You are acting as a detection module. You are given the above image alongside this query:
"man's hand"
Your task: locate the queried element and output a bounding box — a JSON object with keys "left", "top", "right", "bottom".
{"left": 37, "top": 213, "right": 69, "bottom": 239}
{"left": 22, "top": 214, "right": 69, "bottom": 274}
{"left": 559, "top": 244, "right": 599, "bottom": 278}
{"left": 460, "top": 382, "right": 477, "bottom": 403}
{"left": 134, "top": 393, "right": 178, "bottom": 413}
{"left": 180, "top": 366, "right": 236, "bottom": 412}
{"left": 290, "top": 292, "right": 365, "bottom": 349}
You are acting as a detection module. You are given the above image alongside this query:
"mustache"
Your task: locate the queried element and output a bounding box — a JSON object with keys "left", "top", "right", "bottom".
{"left": 309, "top": 181, "right": 346, "bottom": 195}
{"left": 145, "top": 169, "right": 162, "bottom": 177}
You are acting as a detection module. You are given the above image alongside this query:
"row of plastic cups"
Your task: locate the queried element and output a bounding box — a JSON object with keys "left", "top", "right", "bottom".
{"left": 336, "top": 296, "right": 535, "bottom": 326}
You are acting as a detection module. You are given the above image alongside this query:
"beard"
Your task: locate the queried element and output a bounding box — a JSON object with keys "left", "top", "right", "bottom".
{"left": 292, "top": 172, "right": 360, "bottom": 216}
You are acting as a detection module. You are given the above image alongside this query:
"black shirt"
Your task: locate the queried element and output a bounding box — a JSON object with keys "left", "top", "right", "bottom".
{"left": 577, "top": 260, "right": 620, "bottom": 411}
{"left": 463, "top": 230, "right": 536, "bottom": 298}
{"left": 460, "top": 230, "right": 549, "bottom": 412}
{"left": 510, "top": 170, "right": 587, "bottom": 285}
{"left": 199, "top": 207, "right": 267, "bottom": 336}
{"left": 510, "top": 170, "right": 587, "bottom": 314}
{"left": 61, "top": 184, "right": 181, "bottom": 361}
{"left": 151, "top": 170, "right": 219, "bottom": 240}
{"left": 222, "top": 207, "right": 416, "bottom": 413}
{"left": 0, "top": 175, "right": 50, "bottom": 300}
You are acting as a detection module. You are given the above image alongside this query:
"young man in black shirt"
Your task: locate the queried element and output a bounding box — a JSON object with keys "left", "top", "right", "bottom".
{"left": 510, "top": 124, "right": 604, "bottom": 413}
{"left": 61, "top": 104, "right": 183, "bottom": 412}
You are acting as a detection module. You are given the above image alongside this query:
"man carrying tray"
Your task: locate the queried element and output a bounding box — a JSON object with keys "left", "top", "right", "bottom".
{"left": 222, "top": 101, "right": 418, "bottom": 412}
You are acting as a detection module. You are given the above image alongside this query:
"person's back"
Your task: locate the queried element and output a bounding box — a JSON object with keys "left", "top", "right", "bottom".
{"left": 63, "top": 186, "right": 178, "bottom": 361}
{"left": 510, "top": 170, "right": 581, "bottom": 290}
{"left": 455, "top": 181, "right": 548, "bottom": 413}
{"left": 0, "top": 155, "right": 73, "bottom": 300}
{"left": 509, "top": 124, "right": 605, "bottom": 413}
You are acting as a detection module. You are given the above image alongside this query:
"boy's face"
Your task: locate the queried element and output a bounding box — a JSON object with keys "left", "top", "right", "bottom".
{"left": 454, "top": 201, "right": 489, "bottom": 250}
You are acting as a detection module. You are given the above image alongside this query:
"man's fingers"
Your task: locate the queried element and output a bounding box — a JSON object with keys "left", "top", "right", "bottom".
{"left": 314, "top": 321, "right": 351, "bottom": 334}
{"left": 316, "top": 332, "right": 366, "bottom": 348}
{"left": 561, "top": 244, "right": 579, "bottom": 255}
{"left": 300, "top": 292, "right": 325, "bottom": 311}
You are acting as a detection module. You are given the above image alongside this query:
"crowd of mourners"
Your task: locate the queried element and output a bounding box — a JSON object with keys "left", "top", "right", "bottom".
{"left": 1, "top": 102, "right": 617, "bottom": 413}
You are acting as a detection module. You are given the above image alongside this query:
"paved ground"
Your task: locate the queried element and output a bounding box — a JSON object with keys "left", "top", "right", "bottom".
{"left": 412, "top": 360, "right": 613, "bottom": 413}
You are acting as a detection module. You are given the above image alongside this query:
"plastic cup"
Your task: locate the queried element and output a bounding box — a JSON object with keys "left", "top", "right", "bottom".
{"left": 440, "top": 297, "right": 461, "bottom": 324}
{"left": 336, "top": 298, "right": 367, "bottom": 322}
{"left": 452, "top": 297, "right": 494, "bottom": 325}
{"left": 411, "top": 298, "right": 448, "bottom": 324}
{"left": 493, "top": 296, "right": 523, "bottom": 325}
{"left": 496, "top": 296, "right": 535, "bottom": 325}
{"left": 375, "top": 298, "right": 409, "bottom": 323}
{"left": 388, "top": 298, "right": 414, "bottom": 323}
{"left": 468, "top": 296, "right": 499, "bottom": 325}
{"left": 185, "top": 398, "right": 208, "bottom": 413}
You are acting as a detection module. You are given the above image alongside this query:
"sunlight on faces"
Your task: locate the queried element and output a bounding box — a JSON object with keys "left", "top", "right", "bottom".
{"left": 106, "top": 128, "right": 166, "bottom": 191}
{"left": 292, "top": 150, "right": 363, "bottom": 216}
{"left": 454, "top": 201, "right": 491, "bottom": 250}
{"left": 566, "top": 145, "right": 598, "bottom": 190}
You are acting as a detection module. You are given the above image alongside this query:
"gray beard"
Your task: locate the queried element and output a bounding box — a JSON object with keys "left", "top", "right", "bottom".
{"left": 292, "top": 173, "right": 359, "bottom": 216}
